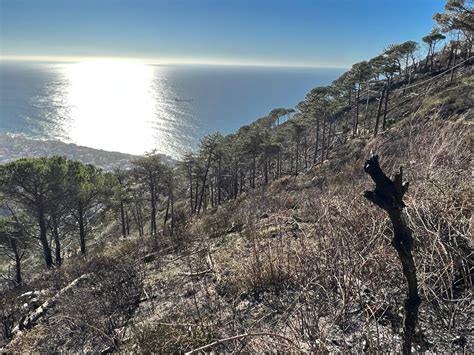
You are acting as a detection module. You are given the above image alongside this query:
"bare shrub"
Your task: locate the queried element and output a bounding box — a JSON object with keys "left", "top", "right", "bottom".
{"left": 8, "top": 252, "right": 143, "bottom": 352}
{"left": 131, "top": 322, "right": 217, "bottom": 353}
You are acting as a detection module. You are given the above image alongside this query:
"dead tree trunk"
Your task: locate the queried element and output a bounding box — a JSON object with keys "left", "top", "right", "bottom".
{"left": 363, "top": 155, "right": 421, "bottom": 355}
{"left": 373, "top": 84, "right": 386, "bottom": 137}
{"left": 382, "top": 77, "right": 392, "bottom": 130}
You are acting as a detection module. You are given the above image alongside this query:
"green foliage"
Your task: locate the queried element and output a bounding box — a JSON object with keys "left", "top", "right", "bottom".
{"left": 0, "top": 156, "right": 115, "bottom": 265}
{"left": 422, "top": 28, "right": 446, "bottom": 46}
{"left": 434, "top": 0, "right": 474, "bottom": 40}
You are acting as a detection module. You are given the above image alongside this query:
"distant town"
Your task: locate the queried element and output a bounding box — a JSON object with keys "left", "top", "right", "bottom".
{"left": 0, "top": 133, "right": 173, "bottom": 170}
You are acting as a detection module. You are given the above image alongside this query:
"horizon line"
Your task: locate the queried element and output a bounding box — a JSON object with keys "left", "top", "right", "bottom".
{"left": 0, "top": 55, "right": 349, "bottom": 70}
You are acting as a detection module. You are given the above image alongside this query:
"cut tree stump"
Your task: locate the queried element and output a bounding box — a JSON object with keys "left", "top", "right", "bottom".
{"left": 363, "top": 154, "right": 421, "bottom": 355}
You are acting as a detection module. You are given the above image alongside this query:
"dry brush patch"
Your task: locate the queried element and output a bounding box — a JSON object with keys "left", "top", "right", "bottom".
{"left": 167, "top": 115, "right": 472, "bottom": 352}
{"left": 5, "top": 242, "right": 145, "bottom": 352}
{"left": 4, "top": 113, "right": 470, "bottom": 353}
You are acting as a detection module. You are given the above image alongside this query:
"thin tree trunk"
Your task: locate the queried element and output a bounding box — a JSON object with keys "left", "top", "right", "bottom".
{"left": 120, "top": 200, "right": 126, "bottom": 237}
{"left": 78, "top": 208, "right": 86, "bottom": 257}
{"left": 164, "top": 189, "right": 171, "bottom": 231}
{"left": 264, "top": 156, "right": 269, "bottom": 184}
{"left": 353, "top": 84, "right": 360, "bottom": 137}
{"left": 304, "top": 131, "right": 308, "bottom": 169}
{"left": 217, "top": 157, "right": 222, "bottom": 204}
{"left": 150, "top": 175, "right": 157, "bottom": 235}
{"left": 51, "top": 218, "right": 61, "bottom": 266}
{"left": 198, "top": 148, "right": 213, "bottom": 214}
{"left": 125, "top": 209, "right": 130, "bottom": 236}
{"left": 133, "top": 203, "right": 143, "bottom": 237}
{"left": 234, "top": 160, "right": 238, "bottom": 199}
{"left": 189, "top": 166, "right": 193, "bottom": 214}
{"left": 313, "top": 116, "right": 320, "bottom": 164}
{"left": 194, "top": 172, "right": 200, "bottom": 213}
{"left": 326, "top": 120, "right": 333, "bottom": 160}
{"left": 210, "top": 180, "right": 214, "bottom": 208}
{"left": 277, "top": 148, "right": 281, "bottom": 178}
{"left": 320, "top": 115, "right": 326, "bottom": 164}
{"left": 424, "top": 44, "right": 431, "bottom": 71}
{"left": 38, "top": 209, "right": 53, "bottom": 268}
{"left": 170, "top": 185, "right": 175, "bottom": 236}
{"left": 10, "top": 237, "right": 22, "bottom": 287}
{"left": 382, "top": 78, "right": 391, "bottom": 130}
{"left": 251, "top": 153, "right": 256, "bottom": 189}
{"left": 363, "top": 88, "right": 370, "bottom": 132}
{"left": 374, "top": 84, "right": 386, "bottom": 137}
{"left": 430, "top": 44, "right": 436, "bottom": 71}
{"left": 295, "top": 140, "right": 299, "bottom": 176}
{"left": 131, "top": 205, "right": 139, "bottom": 236}
{"left": 450, "top": 41, "right": 458, "bottom": 84}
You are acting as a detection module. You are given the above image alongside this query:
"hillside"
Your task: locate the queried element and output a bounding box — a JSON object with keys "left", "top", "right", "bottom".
{"left": 1, "top": 50, "right": 472, "bottom": 353}
{"left": 1, "top": 1, "right": 474, "bottom": 351}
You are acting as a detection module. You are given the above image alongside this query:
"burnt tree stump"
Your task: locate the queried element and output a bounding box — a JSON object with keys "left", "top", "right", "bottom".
{"left": 363, "top": 154, "right": 421, "bottom": 355}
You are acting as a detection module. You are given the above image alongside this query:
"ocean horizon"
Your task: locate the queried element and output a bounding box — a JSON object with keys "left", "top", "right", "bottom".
{"left": 0, "top": 60, "right": 344, "bottom": 158}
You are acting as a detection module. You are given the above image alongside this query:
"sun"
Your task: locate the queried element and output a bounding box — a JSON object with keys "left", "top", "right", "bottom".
{"left": 63, "top": 60, "right": 159, "bottom": 155}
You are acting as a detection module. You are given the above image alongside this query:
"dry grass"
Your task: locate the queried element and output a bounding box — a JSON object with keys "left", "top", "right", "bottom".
{"left": 148, "top": 114, "right": 472, "bottom": 352}
{"left": 2, "top": 73, "right": 472, "bottom": 353}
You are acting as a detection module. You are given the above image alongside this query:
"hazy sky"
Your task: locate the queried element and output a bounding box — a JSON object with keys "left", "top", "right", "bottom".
{"left": 0, "top": 0, "right": 445, "bottom": 67}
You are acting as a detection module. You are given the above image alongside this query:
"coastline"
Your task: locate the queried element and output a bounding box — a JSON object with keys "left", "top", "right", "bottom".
{"left": 0, "top": 133, "right": 174, "bottom": 170}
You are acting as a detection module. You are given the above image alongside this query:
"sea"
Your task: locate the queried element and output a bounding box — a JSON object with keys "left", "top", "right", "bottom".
{"left": 0, "top": 61, "right": 344, "bottom": 158}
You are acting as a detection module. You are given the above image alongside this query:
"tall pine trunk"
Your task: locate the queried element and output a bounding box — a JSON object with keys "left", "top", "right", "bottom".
{"left": 38, "top": 208, "right": 53, "bottom": 268}
{"left": 120, "top": 200, "right": 126, "bottom": 237}
{"left": 353, "top": 84, "right": 360, "bottom": 137}
{"left": 52, "top": 217, "right": 61, "bottom": 266}
{"left": 374, "top": 83, "right": 386, "bottom": 137}
{"left": 198, "top": 148, "right": 213, "bottom": 214}
{"left": 363, "top": 88, "right": 370, "bottom": 132}
{"left": 382, "top": 78, "right": 391, "bottom": 130}
{"left": 320, "top": 115, "right": 326, "bottom": 164}
{"left": 313, "top": 116, "right": 320, "bottom": 164}
{"left": 217, "top": 157, "right": 222, "bottom": 204}
{"left": 10, "top": 237, "right": 22, "bottom": 287}
{"left": 251, "top": 153, "right": 256, "bottom": 189}
{"left": 78, "top": 208, "right": 86, "bottom": 257}
{"left": 295, "top": 140, "right": 299, "bottom": 176}
{"left": 150, "top": 174, "right": 157, "bottom": 236}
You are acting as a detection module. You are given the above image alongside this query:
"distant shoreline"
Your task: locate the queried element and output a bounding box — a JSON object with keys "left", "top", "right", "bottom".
{"left": 0, "top": 133, "right": 174, "bottom": 170}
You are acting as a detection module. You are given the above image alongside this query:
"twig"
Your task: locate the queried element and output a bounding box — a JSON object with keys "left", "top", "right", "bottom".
{"left": 177, "top": 269, "right": 213, "bottom": 277}
{"left": 184, "top": 332, "right": 300, "bottom": 354}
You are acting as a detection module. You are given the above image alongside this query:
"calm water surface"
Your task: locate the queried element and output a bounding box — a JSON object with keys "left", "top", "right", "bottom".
{"left": 0, "top": 61, "right": 344, "bottom": 158}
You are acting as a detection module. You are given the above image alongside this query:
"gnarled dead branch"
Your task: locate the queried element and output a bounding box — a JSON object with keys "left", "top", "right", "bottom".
{"left": 363, "top": 154, "right": 421, "bottom": 355}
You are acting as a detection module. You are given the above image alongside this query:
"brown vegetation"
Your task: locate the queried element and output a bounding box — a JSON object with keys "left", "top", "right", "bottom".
{"left": 1, "top": 3, "right": 473, "bottom": 350}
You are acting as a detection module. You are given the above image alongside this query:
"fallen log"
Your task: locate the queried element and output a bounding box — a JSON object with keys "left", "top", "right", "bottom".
{"left": 10, "top": 274, "right": 91, "bottom": 337}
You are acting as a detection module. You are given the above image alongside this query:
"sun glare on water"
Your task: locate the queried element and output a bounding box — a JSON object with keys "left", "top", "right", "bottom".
{"left": 63, "top": 60, "right": 159, "bottom": 155}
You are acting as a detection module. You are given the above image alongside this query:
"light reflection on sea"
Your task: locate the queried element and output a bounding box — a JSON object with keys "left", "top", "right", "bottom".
{"left": 0, "top": 61, "right": 344, "bottom": 158}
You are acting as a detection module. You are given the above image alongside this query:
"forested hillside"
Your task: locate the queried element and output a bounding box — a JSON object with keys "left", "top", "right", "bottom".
{"left": 1, "top": 1, "right": 473, "bottom": 353}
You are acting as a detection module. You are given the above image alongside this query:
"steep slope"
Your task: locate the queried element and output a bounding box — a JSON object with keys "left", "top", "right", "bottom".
{"left": 3, "top": 62, "right": 472, "bottom": 353}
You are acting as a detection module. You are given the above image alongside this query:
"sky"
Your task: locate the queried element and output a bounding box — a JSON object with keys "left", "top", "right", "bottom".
{"left": 0, "top": 0, "right": 446, "bottom": 67}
